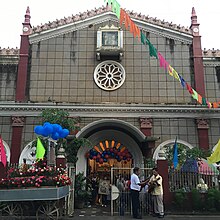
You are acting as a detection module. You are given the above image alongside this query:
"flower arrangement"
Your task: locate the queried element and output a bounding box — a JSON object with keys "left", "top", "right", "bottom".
{"left": 0, "top": 159, "right": 71, "bottom": 189}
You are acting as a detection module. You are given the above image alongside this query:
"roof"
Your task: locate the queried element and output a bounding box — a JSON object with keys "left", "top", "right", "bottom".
{"left": 31, "top": 5, "right": 191, "bottom": 35}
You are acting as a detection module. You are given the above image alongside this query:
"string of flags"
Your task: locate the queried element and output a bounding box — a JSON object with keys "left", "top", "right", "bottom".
{"left": 104, "top": 0, "right": 220, "bottom": 108}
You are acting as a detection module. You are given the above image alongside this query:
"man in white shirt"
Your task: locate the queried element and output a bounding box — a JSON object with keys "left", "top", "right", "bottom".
{"left": 130, "top": 167, "right": 147, "bottom": 219}
{"left": 149, "top": 167, "right": 164, "bottom": 218}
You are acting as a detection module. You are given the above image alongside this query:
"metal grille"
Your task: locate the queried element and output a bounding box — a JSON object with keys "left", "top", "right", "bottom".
{"left": 110, "top": 167, "right": 153, "bottom": 216}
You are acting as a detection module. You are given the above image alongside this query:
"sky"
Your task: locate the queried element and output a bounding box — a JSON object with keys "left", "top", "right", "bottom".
{"left": 1, "top": 0, "right": 220, "bottom": 49}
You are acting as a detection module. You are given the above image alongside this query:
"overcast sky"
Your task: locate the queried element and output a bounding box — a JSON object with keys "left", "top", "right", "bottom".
{"left": 1, "top": 0, "right": 219, "bottom": 49}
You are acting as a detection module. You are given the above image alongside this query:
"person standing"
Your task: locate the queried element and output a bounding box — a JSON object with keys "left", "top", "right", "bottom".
{"left": 98, "top": 176, "right": 110, "bottom": 207}
{"left": 116, "top": 174, "right": 126, "bottom": 216}
{"left": 130, "top": 167, "right": 147, "bottom": 219}
{"left": 149, "top": 167, "right": 164, "bottom": 218}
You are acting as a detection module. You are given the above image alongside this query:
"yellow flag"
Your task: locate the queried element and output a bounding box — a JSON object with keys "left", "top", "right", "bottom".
{"left": 36, "top": 138, "right": 46, "bottom": 160}
{"left": 207, "top": 139, "right": 220, "bottom": 164}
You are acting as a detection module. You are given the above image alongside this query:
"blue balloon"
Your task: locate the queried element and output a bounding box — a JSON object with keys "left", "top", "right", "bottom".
{"left": 43, "top": 122, "right": 51, "bottom": 127}
{"left": 44, "top": 124, "right": 53, "bottom": 135}
{"left": 34, "top": 126, "right": 44, "bottom": 135}
{"left": 59, "top": 129, "right": 69, "bottom": 138}
{"left": 51, "top": 132, "right": 59, "bottom": 140}
{"left": 52, "top": 124, "right": 60, "bottom": 132}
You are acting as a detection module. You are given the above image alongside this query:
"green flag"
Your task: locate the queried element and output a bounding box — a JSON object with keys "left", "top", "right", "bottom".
{"left": 36, "top": 138, "right": 45, "bottom": 160}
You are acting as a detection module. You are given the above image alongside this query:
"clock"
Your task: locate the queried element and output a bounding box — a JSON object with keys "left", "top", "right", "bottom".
{"left": 193, "top": 27, "right": 199, "bottom": 33}
{"left": 23, "top": 27, "right": 29, "bottom": 32}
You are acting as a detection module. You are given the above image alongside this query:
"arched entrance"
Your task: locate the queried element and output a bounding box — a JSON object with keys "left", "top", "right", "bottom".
{"left": 76, "top": 119, "right": 146, "bottom": 175}
{"left": 152, "top": 139, "right": 194, "bottom": 161}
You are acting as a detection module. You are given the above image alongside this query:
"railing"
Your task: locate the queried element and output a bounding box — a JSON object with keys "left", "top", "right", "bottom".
{"left": 168, "top": 169, "right": 220, "bottom": 192}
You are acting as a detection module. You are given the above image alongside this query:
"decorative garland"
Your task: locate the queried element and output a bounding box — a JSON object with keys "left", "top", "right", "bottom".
{"left": 104, "top": 0, "right": 220, "bottom": 108}
{"left": 86, "top": 143, "right": 132, "bottom": 164}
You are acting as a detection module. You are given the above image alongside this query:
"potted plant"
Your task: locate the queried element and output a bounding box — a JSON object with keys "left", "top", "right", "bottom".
{"left": 74, "top": 172, "right": 91, "bottom": 209}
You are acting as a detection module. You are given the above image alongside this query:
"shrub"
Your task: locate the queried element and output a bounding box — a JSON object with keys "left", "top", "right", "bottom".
{"left": 174, "top": 189, "right": 187, "bottom": 210}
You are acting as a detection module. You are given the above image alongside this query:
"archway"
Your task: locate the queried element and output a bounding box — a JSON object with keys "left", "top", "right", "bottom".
{"left": 153, "top": 139, "right": 194, "bottom": 161}
{"left": 19, "top": 141, "right": 36, "bottom": 165}
{"left": 76, "top": 119, "right": 146, "bottom": 174}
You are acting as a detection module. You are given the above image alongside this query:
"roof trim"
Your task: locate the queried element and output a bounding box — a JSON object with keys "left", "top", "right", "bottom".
{"left": 29, "top": 8, "right": 192, "bottom": 45}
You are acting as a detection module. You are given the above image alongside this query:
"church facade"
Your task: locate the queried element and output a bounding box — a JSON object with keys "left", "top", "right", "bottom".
{"left": 0, "top": 4, "right": 219, "bottom": 175}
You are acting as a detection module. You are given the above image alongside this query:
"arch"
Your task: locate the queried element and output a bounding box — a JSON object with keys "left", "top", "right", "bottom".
{"left": 76, "top": 119, "right": 146, "bottom": 143}
{"left": 19, "top": 141, "right": 36, "bottom": 165}
{"left": 76, "top": 120, "right": 145, "bottom": 174}
{"left": 153, "top": 139, "right": 194, "bottom": 161}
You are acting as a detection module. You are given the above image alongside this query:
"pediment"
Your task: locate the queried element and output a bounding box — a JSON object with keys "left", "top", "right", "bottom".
{"left": 29, "top": 6, "right": 193, "bottom": 45}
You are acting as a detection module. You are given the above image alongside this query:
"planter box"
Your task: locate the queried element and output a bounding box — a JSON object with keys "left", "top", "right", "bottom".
{"left": 0, "top": 186, "right": 69, "bottom": 202}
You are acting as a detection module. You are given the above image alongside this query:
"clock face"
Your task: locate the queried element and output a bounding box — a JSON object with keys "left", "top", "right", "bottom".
{"left": 23, "top": 27, "right": 29, "bottom": 32}
{"left": 193, "top": 27, "right": 199, "bottom": 33}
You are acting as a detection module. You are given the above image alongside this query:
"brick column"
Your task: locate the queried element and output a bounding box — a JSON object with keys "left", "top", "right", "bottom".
{"left": 139, "top": 117, "right": 155, "bottom": 158}
{"left": 157, "top": 160, "right": 172, "bottom": 208}
{"left": 16, "top": 7, "right": 31, "bottom": 102}
{"left": 196, "top": 118, "right": 209, "bottom": 150}
{"left": 10, "top": 116, "right": 25, "bottom": 164}
{"left": 190, "top": 7, "right": 206, "bottom": 97}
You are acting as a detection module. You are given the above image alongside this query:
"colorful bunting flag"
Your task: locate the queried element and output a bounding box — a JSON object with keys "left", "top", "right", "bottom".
{"left": 104, "top": 0, "right": 219, "bottom": 108}
{"left": 172, "top": 137, "right": 178, "bottom": 169}
{"left": 0, "top": 136, "right": 7, "bottom": 167}
{"left": 36, "top": 138, "right": 46, "bottom": 160}
{"left": 192, "top": 89, "right": 198, "bottom": 101}
{"left": 158, "top": 52, "right": 168, "bottom": 70}
{"left": 105, "top": 0, "right": 121, "bottom": 18}
{"left": 207, "top": 139, "right": 220, "bottom": 164}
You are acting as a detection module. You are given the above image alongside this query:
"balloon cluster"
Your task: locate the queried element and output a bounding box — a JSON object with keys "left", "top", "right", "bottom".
{"left": 34, "top": 122, "right": 70, "bottom": 140}
{"left": 86, "top": 147, "right": 132, "bottom": 164}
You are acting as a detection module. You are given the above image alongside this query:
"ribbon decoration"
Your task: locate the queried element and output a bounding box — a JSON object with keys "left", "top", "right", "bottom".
{"left": 104, "top": 0, "right": 219, "bottom": 108}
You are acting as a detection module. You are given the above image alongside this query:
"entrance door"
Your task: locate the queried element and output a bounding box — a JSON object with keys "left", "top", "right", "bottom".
{"left": 86, "top": 139, "right": 133, "bottom": 177}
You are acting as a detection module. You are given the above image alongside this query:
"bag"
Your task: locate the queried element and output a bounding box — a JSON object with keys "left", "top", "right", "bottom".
{"left": 148, "top": 183, "right": 157, "bottom": 193}
{"left": 148, "top": 177, "right": 160, "bottom": 193}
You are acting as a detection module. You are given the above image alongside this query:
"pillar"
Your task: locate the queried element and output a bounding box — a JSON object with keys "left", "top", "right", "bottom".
{"left": 16, "top": 7, "right": 31, "bottom": 102}
{"left": 196, "top": 118, "right": 209, "bottom": 150}
{"left": 10, "top": 116, "right": 25, "bottom": 164}
{"left": 139, "top": 117, "right": 155, "bottom": 158}
{"left": 190, "top": 7, "right": 206, "bottom": 97}
{"left": 157, "top": 160, "right": 172, "bottom": 208}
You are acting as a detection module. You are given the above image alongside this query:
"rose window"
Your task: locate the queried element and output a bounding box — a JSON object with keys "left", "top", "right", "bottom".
{"left": 94, "top": 61, "right": 125, "bottom": 91}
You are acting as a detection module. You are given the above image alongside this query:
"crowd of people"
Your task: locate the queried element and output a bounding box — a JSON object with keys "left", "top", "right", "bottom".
{"left": 88, "top": 167, "right": 164, "bottom": 219}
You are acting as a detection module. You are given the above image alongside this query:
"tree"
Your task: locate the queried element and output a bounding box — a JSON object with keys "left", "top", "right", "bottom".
{"left": 164, "top": 143, "right": 211, "bottom": 168}
{"left": 39, "top": 109, "right": 91, "bottom": 165}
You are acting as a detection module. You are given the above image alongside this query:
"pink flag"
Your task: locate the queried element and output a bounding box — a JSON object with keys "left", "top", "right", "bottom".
{"left": 158, "top": 52, "right": 168, "bottom": 70}
{"left": 0, "top": 136, "right": 7, "bottom": 167}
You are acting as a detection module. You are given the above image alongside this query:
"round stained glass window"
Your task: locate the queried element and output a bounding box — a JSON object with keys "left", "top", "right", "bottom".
{"left": 94, "top": 60, "right": 126, "bottom": 91}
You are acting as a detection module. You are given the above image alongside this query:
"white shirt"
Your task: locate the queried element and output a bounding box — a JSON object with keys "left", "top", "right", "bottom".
{"left": 130, "top": 173, "right": 141, "bottom": 191}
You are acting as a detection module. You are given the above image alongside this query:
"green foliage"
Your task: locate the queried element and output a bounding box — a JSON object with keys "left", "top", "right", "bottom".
{"left": 164, "top": 143, "right": 211, "bottom": 168}
{"left": 173, "top": 189, "right": 187, "bottom": 210}
{"left": 37, "top": 109, "right": 91, "bottom": 164}
{"left": 64, "top": 137, "right": 91, "bottom": 164}
{"left": 40, "top": 109, "right": 80, "bottom": 131}
{"left": 205, "top": 188, "right": 220, "bottom": 212}
{"left": 191, "top": 188, "right": 204, "bottom": 210}
{"left": 74, "top": 172, "right": 91, "bottom": 202}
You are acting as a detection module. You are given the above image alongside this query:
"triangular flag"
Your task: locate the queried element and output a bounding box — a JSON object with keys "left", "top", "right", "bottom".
{"left": 172, "top": 137, "right": 178, "bottom": 169}
{"left": 158, "top": 52, "right": 168, "bottom": 70}
{"left": 0, "top": 136, "right": 7, "bottom": 167}
{"left": 36, "top": 138, "right": 46, "bottom": 160}
{"left": 192, "top": 89, "right": 198, "bottom": 101}
{"left": 207, "top": 139, "right": 220, "bottom": 164}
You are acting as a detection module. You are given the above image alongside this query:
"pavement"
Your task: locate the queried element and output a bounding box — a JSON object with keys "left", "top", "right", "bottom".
{"left": 1, "top": 205, "right": 220, "bottom": 219}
